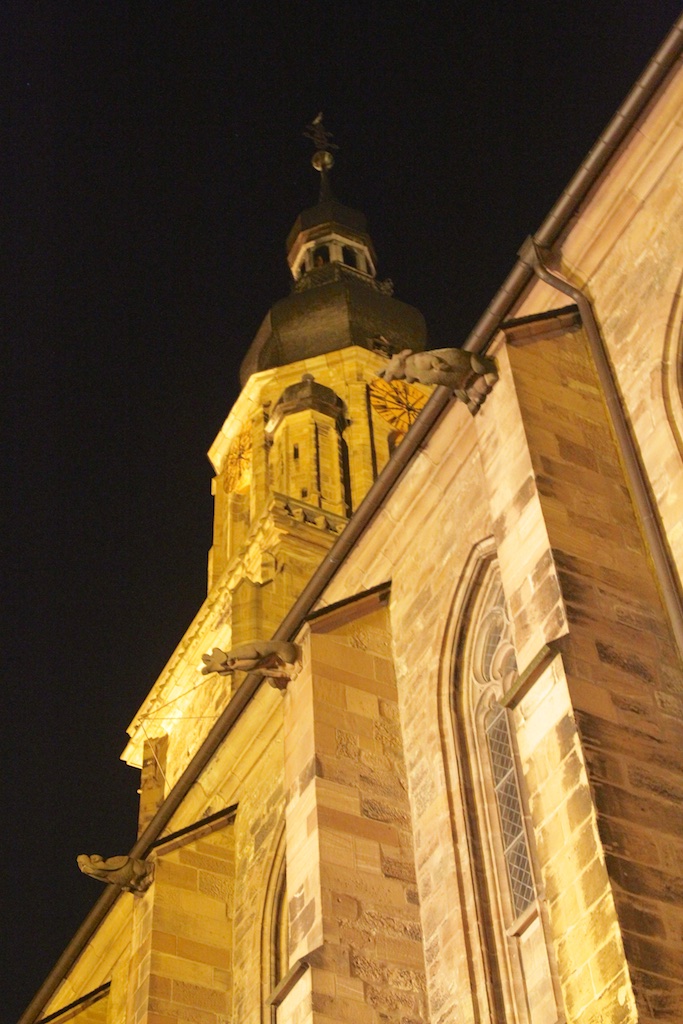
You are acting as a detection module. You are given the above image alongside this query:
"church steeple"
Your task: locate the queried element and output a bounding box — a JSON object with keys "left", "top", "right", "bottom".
{"left": 127, "top": 122, "right": 435, "bottom": 787}
{"left": 239, "top": 120, "right": 425, "bottom": 384}
{"left": 286, "top": 113, "right": 377, "bottom": 283}
{"left": 201, "top": 124, "right": 433, "bottom": 647}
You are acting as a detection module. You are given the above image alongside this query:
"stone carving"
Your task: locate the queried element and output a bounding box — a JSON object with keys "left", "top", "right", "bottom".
{"left": 77, "top": 854, "right": 154, "bottom": 896}
{"left": 201, "top": 640, "right": 301, "bottom": 690}
{"left": 377, "top": 347, "right": 498, "bottom": 413}
{"left": 375, "top": 278, "right": 394, "bottom": 296}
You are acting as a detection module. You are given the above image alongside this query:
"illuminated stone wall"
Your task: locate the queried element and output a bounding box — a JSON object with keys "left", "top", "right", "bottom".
{"left": 127, "top": 826, "right": 235, "bottom": 1024}
{"left": 120, "top": 346, "right": 430, "bottom": 796}
{"left": 283, "top": 601, "right": 427, "bottom": 1024}
{"left": 36, "top": 58, "right": 683, "bottom": 1024}
{"left": 498, "top": 318, "right": 683, "bottom": 1022}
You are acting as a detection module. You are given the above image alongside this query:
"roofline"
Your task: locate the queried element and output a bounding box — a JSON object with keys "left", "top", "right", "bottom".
{"left": 22, "top": 18, "right": 683, "bottom": 1024}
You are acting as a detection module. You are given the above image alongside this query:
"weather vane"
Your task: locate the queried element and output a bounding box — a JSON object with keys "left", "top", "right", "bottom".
{"left": 304, "top": 112, "right": 338, "bottom": 154}
{"left": 304, "top": 112, "right": 338, "bottom": 180}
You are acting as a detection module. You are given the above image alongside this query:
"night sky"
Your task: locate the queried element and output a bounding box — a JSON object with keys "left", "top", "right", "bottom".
{"left": 5, "top": 3, "right": 682, "bottom": 1018}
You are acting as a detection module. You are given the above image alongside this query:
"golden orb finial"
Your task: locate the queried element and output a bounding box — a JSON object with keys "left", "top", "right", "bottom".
{"left": 312, "top": 148, "right": 335, "bottom": 173}
{"left": 303, "top": 113, "right": 338, "bottom": 185}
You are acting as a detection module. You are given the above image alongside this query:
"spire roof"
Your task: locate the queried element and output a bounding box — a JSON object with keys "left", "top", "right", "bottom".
{"left": 238, "top": 120, "right": 427, "bottom": 385}
{"left": 286, "top": 115, "right": 376, "bottom": 275}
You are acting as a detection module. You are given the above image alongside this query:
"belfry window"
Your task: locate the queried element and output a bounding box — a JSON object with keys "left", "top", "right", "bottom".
{"left": 313, "top": 245, "right": 329, "bottom": 266}
{"left": 342, "top": 245, "right": 357, "bottom": 268}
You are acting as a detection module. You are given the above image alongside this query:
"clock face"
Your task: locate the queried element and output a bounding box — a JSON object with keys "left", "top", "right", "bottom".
{"left": 368, "top": 378, "right": 428, "bottom": 433}
{"left": 225, "top": 426, "right": 253, "bottom": 492}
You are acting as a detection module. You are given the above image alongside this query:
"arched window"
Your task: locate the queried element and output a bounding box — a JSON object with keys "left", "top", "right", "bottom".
{"left": 455, "top": 563, "right": 561, "bottom": 1024}
{"left": 261, "top": 823, "right": 289, "bottom": 1022}
{"left": 272, "top": 859, "right": 288, "bottom": 988}
{"left": 312, "top": 245, "right": 329, "bottom": 266}
{"left": 662, "top": 266, "right": 683, "bottom": 458}
{"left": 341, "top": 245, "right": 357, "bottom": 268}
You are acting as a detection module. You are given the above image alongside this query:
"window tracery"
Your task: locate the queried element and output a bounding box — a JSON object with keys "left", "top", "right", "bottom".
{"left": 454, "top": 561, "right": 561, "bottom": 1024}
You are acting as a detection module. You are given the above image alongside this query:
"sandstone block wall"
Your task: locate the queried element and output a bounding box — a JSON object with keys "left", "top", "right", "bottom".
{"left": 40, "top": 901, "right": 133, "bottom": 1024}
{"left": 113, "top": 677, "right": 287, "bottom": 1024}
{"left": 504, "top": 317, "right": 683, "bottom": 1022}
{"left": 320, "top": 406, "right": 499, "bottom": 1024}
{"left": 41, "top": 988, "right": 110, "bottom": 1024}
{"left": 127, "top": 825, "right": 235, "bottom": 1024}
{"left": 513, "top": 654, "right": 635, "bottom": 1024}
{"left": 283, "top": 600, "right": 427, "bottom": 1024}
{"left": 475, "top": 326, "right": 571, "bottom": 674}
{"left": 562, "top": 72, "right": 683, "bottom": 585}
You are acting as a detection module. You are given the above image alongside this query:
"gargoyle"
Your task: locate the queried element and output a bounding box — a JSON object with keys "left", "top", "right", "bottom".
{"left": 77, "top": 854, "right": 154, "bottom": 896}
{"left": 201, "top": 640, "right": 301, "bottom": 690}
{"left": 378, "top": 347, "right": 498, "bottom": 414}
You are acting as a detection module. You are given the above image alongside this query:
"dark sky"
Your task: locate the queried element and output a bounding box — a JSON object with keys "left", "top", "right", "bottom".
{"left": 5, "top": 2, "right": 682, "bottom": 1018}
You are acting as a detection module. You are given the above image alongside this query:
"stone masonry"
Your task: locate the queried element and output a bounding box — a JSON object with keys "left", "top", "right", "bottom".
{"left": 283, "top": 598, "right": 428, "bottom": 1024}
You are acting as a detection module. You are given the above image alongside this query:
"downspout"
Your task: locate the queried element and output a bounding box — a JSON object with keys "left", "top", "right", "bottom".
{"left": 519, "top": 236, "right": 683, "bottom": 659}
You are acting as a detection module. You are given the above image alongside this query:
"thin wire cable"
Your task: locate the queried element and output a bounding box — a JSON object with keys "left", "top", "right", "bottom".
{"left": 136, "top": 671, "right": 226, "bottom": 721}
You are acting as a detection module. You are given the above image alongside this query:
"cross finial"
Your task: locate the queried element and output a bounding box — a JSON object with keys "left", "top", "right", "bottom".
{"left": 303, "top": 112, "right": 338, "bottom": 158}
{"left": 303, "top": 113, "right": 338, "bottom": 200}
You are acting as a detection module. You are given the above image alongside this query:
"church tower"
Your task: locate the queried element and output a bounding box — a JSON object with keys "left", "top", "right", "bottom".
{"left": 22, "top": 34, "right": 683, "bottom": 1024}
{"left": 122, "top": 120, "right": 430, "bottom": 813}
{"left": 205, "top": 122, "right": 428, "bottom": 643}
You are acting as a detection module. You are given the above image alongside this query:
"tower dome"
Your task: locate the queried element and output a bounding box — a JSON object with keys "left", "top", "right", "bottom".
{"left": 239, "top": 118, "right": 426, "bottom": 385}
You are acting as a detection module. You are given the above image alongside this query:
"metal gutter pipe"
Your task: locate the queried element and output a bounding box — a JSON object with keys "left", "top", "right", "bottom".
{"left": 520, "top": 237, "right": 683, "bottom": 659}
{"left": 21, "top": 18, "right": 683, "bottom": 1024}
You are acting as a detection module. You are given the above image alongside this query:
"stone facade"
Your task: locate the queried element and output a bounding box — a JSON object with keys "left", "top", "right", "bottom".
{"left": 283, "top": 599, "right": 427, "bottom": 1024}
{"left": 33, "top": 46, "right": 683, "bottom": 1024}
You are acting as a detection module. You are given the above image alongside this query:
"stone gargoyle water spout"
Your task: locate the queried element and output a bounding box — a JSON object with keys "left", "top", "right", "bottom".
{"left": 201, "top": 640, "right": 302, "bottom": 690}
{"left": 77, "top": 854, "right": 154, "bottom": 896}
{"left": 377, "top": 347, "right": 498, "bottom": 413}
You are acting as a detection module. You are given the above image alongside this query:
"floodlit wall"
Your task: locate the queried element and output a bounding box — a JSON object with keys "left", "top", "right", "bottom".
{"left": 33, "top": 53, "right": 683, "bottom": 1024}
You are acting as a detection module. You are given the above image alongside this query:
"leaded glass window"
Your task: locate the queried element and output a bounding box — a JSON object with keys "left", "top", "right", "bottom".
{"left": 453, "top": 560, "right": 561, "bottom": 1024}
{"left": 486, "top": 702, "right": 535, "bottom": 918}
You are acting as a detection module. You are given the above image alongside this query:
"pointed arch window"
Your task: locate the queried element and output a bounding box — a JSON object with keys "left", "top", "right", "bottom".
{"left": 271, "top": 857, "right": 288, "bottom": 989}
{"left": 455, "top": 563, "right": 561, "bottom": 1024}
{"left": 261, "top": 826, "right": 290, "bottom": 1022}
